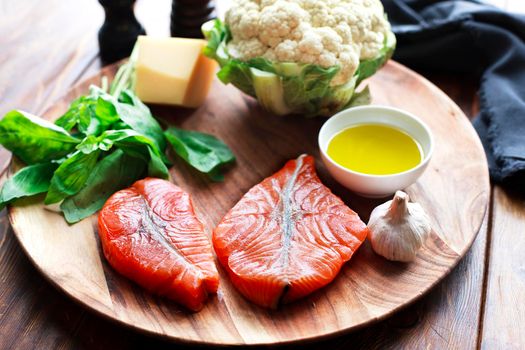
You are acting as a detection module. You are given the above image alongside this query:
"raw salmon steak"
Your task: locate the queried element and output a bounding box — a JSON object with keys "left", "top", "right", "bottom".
{"left": 98, "top": 177, "right": 219, "bottom": 311}
{"left": 213, "top": 155, "right": 369, "bottom": 309}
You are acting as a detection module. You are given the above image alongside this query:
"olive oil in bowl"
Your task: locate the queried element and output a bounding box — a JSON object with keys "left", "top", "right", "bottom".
{"left": 318, "top": 105, "right": 434, "bottom": 197}
{"left": 327, "top": 124, "right": 422, "bottom": 175}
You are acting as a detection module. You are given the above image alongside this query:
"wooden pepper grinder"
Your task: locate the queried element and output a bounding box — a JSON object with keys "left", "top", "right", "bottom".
{"left": 171, "top": 0, "right": 216, "bottom": 38}
{"left": 98, "top": 0, "right": 146, "bottom": 64}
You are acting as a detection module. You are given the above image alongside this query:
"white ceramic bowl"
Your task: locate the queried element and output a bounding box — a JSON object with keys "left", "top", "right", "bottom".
{"left": 318, "top": 105, "right": 434, "bottom": 198}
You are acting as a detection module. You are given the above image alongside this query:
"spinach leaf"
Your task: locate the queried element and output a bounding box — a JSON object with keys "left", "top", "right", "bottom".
{"left": 164, "top": 127, "right": 235, "bottom": 181}
{"left": 45, "top": 150, "right": 101, "bottom": 204}
{"left": 0, "top": 110, "right": 80, "bottom": 164}
{"left": 0, "top": 162, "right": 58, "bottom": 209}
{"left": 61, "top": 150, "right": 146, "bottom": 223}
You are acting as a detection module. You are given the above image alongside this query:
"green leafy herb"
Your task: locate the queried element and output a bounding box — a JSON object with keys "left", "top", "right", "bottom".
{"left": 109, "top": 45, "right": 138, "bottom": 98}
{"left": 57, "top": 84, "right": 166, "bottom": 154}
{"left": 0, "top": 51, "right": 236, "bottom": 223}
{"left": 61, "top": 150, "right": 146, "bottom": 223}
{"left": 115, "top": 90, "right": 167, "bottom": 153}
{"left": 74, "top": 129, "right": 170, "bottom": 179}
{"left": 0, "top": 162, "right": 58, "bottom": 209}
{"left": 45, "top": 150, "right": 101, "bottom": 204}
{"left": 146, "top": 147, "right": 170, "bottom": 179}
{"left": 0, "top": 110, "right": 80, "bottom": 164}
{"left": 99, "top": 129, "right": 170, "bottom": 179}
{"left": 55, "top": 96, "right": 97, "bottom": 132}
{"left": 165, "top": 127, "right": 235, "bottom": 181}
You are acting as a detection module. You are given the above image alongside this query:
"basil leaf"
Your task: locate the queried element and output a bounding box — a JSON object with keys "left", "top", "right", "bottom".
{"left": 75, "top": 129, "right": 170, "bottom": 179}
{"left": 146, "top": 147, "right": 170, "bottom": 179}
{"left": 0, "top": 162, "right": 58, "bottom": 209}
{"left": 55, "top": 87, "right": 120, "bottom": 136}
{"left": 61, "top": 150, "right": 146, "bottom": 223}
{"left": 104, "top": 129, "right": 170, "bottom": 179}
{"left": 0, "top": 110, "right": 80, "bottom": 164}
{"left": 76, "top": 134, "right": 113, "bottom": 153}
{"left": 116, "top": 90, "right": 167, "bottom": 153}
{"left": 45, "top": 150, "right": 101, "bottom": 204}
{"left": 164, "top": 127, "right": 235, "bottom": 180}
{"left": 55, "top": 96, "right": 96, "bottom": 132}
{"left": 103, "top": 129, "right": 158, "bottom": 149}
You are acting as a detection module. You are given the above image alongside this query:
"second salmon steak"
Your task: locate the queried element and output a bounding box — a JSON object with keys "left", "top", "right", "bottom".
{"left": 213, "top": 154, "right": 369, "bottom": 308}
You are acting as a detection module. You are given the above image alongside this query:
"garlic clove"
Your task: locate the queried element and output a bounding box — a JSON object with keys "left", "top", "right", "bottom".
{"left": 367, "top": 190, "right": 431, "bottom": 262}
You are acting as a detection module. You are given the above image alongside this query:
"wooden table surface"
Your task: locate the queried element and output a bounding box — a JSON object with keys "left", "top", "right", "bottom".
{"left": 0, "top": 1, "right": 523, "bottom": 349}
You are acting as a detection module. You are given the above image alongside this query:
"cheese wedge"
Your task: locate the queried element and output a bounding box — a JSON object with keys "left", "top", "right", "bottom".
{"left": 135, "top": 36, "right": 217, "bottom": 108}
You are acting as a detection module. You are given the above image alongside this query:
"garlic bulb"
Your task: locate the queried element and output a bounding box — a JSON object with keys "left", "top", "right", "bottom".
{"left": 368, "top": 191, "right": 431, "bottom": 262}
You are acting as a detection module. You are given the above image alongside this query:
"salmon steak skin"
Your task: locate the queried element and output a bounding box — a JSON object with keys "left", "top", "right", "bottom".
{"left": 213, "top": 154, "right": 369, "bottom": 309}
{"left": 98, "top": 177, "right": 219, "bottom": 312}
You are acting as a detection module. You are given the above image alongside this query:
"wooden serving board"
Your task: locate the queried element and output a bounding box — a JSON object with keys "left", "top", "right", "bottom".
{"left": 7, "top": 61, "right": 489, "bottom": 346}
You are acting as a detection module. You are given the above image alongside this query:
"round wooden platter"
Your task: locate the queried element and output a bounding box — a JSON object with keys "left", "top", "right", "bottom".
{"left": 7, "top": 61, "right": 489, "bottom": 346}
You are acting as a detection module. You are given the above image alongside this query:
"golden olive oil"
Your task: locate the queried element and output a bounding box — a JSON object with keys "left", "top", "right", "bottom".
{"left": 327, "top": 124, "right": 422, "bottom": 175}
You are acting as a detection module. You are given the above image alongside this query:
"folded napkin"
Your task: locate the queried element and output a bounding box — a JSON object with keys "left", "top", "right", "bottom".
{"left": 382, "top": 0, "right": 525, "bottom": 194}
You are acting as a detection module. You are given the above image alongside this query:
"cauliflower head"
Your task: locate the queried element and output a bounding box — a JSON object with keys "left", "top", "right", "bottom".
{"left": 225, "top": 0, "right": 391, "bottom": 86}
{"left": 202, "top": 0, "right": 395, "bottom": 116}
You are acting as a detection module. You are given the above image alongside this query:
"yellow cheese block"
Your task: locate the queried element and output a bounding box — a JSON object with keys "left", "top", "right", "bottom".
{"left": 135, "top": 36, "right": 217, "bottom": 108}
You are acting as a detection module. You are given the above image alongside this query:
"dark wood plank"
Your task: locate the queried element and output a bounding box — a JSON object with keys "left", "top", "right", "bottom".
{"left": 479, "top": 188, "right": 525, "bottom": 349}
{"left": 0, "top": 0, "right": 101, "bottom": 116}
{"left": 0, "top": 0, "right": 101, "bottom": 176}
{"left": 0, "top": 1, "right": 104, "bottom": 349}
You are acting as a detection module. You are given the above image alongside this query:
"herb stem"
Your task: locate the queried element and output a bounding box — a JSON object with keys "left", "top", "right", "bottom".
{"left": 110, "top": 43, "right": 139, "bottom": 99}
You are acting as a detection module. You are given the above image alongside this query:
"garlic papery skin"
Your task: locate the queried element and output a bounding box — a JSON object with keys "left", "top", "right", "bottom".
{"left": 368, "top": 191, "right": 431, "bottom": 262}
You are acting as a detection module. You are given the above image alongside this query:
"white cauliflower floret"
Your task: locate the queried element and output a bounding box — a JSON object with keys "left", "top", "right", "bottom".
{"left": 259, "top": 2, "right": 308, "bottom": 47}
{"left": 225, "top": 0, "right": 391, "bottom": 85}
{"left": 227, "top": 38, "right": 267, "bottom": 59}
{"left": 225, "top": 1, "right": 261, "bottom": 40}
{"left": 274, "top": 39, "right": 298, "bottom": 61}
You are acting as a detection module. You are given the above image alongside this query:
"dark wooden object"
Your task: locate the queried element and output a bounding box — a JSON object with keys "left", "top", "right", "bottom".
{"left": 0, "top": 0, "right": 524, "bottom": 348}
{"left": 98, "top": 0, "right": 145, "bottom": 63}
{"left": 171, "top": 0, "right": 216, "bottom": 38}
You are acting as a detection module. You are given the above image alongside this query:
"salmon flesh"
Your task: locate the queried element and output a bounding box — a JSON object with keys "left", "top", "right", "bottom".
{"left": 213, "top": 155, "right": 369, "bottom": 308}
{"left": 98, "top": 178, "right": 219, "bottom": 311}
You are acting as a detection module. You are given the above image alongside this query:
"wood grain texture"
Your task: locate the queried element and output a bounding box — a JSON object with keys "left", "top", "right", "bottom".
{"left": 6, "top": 61, "right": 489, "bottom": 346}
{"left": 336, "top": 211, "right": 489, "bottom": 350}
{"left": 480, "top": 188, "right": 525, "bottom": 349}
{"left": 0, "top": 0, "right": 102, "bottom": 116}
{"left": 343, "top": 75, "right": 491, "bottom": 350}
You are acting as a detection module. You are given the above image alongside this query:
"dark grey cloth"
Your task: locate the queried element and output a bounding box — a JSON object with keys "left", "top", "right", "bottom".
{"left": 382, "top": 0, "right": 525, "bottom": 194}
